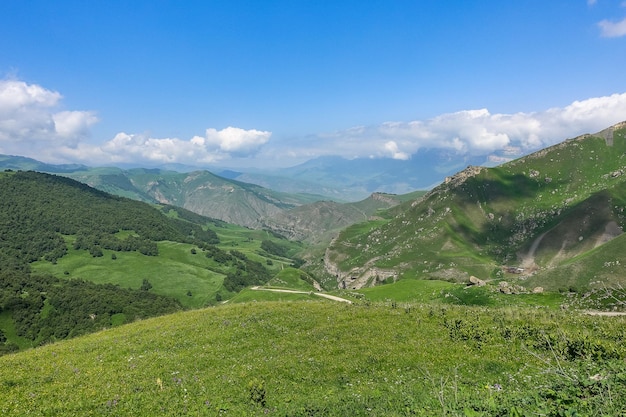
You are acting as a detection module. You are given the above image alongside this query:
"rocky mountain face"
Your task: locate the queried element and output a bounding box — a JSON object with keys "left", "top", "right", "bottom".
{"left": 260, "top": 193, "right": 408, "bottom": 244}
{"left": 324, "top": 122, "right": 626, "bottom": 291}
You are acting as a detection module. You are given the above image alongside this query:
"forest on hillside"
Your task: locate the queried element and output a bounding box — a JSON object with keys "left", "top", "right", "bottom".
{"left": 0, "top": 171, "right": 273, "bottom": 353}
{"left": 0, "top": 271, "right": 182, "bottom": 353}
{"left": 0, "top": 171, "right": 222, "bottom": 271}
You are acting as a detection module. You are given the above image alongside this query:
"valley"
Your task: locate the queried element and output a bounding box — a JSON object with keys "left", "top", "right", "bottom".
{"left": 1, "top": 122, "right": 626, "bottom": 415}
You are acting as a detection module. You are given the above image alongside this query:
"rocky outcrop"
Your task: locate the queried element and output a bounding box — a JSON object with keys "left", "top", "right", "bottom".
{"left": 443, "top": 166, "right": 483, "bottom": 188}
{"left": 469, "top": 276, "right": 486, "bottom": 286}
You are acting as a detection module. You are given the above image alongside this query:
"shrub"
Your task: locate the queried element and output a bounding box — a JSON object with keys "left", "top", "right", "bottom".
{"left": 247, "top": 378, "right": 266, "bottom": 407}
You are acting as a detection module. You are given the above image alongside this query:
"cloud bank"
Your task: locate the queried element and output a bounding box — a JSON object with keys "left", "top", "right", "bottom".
{"left": 269, "top": 92, "right": 626, "bottom": 163}
{"left": 1, "top": 78, "right": 625, "bottom": 168}
{"left": 0, "top": 79, "right": 270, "bottom": 165}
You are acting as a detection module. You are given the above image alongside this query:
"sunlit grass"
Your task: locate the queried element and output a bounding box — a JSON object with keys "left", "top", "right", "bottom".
{"left": 2, "top": 300, "right": 626, "bottom": 416}
{"left": 32, "top": 241, "right": 225, "bottom": 308}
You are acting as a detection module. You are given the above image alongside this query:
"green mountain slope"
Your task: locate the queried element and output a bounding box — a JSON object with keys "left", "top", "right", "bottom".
{"left": 324, "top": 122, "right": 626, "bottom": 291}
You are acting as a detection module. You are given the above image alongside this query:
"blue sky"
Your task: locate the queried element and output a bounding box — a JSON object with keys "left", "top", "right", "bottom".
{"left": 1, "top": 0, "right": 626, "bottom": 168}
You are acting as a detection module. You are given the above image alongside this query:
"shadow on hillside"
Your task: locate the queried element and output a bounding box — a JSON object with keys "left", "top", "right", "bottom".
{"left": 456, "top": 171, "right": 566, "bottom": 204}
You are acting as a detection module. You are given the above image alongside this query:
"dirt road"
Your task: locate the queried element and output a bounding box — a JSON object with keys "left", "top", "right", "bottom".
{"left": 250, "top": 286, "right": 352, "bottom": 304}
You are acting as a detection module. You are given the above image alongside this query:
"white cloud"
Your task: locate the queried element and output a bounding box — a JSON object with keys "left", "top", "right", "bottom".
{"left": 1, "top": 79, "right": 626, "bottom": 169}
{"left": 204, "top": 126, "right": 271, "bottom": 154}
{"left": 53, "top": 111, "right": 99, "bottom": 144}
{"left": 598, "top": 16, "right": 626, "bottom": 37}
{"left": 384, "top": 141, "right": 410, "bottom": 160}
{"left": 0, "top": 79, "right": 97, "bottom": 151}
{"left": 94, "top": 127, "right": 271, "bottom": 165}
{"left": 0, "top": 79, "right": 60, "bottom": 111}
{"left": 0, "top": 79, "right": 271, "bottom": 166}
{"left": 266, "top": 92, "right": 626, "bottom": 163}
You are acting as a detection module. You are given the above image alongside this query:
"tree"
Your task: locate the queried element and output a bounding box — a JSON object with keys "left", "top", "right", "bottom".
{"left": 261, "top": 240, "right": 288, "bottom": 257}
{"left": 140, "top": 279, "right": 152, "bottom": 291}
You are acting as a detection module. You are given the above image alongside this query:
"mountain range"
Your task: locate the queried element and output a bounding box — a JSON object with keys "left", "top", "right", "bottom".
{"left": 2, "top": 121, "right": 626, "bottom": 295}
{"left": 220, "top": 150, "right": 488, "bottom": 201}
{"left": 0, "top": 155, "right": 419, "bottom": 243}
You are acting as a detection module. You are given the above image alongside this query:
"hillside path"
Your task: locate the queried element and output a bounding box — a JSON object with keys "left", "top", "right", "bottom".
{"left": 250, "top": 286, "right": 352, "bottom": 304}
{"left": 583, "top": 310, "right": 626, "bottom": 316}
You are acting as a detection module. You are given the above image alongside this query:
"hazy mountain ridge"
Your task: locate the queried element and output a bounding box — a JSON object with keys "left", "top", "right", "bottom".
{"left": 324, "top": 122, "right": 626, "bottom": 291}
{"left": 227, "top": 151, "right": 488, "bottom": 201}
{"left": 0, "top": 154, "right": 89, "bottom": 173}
{"left": 0, "top": 155, "right": 415, "bottom": 237}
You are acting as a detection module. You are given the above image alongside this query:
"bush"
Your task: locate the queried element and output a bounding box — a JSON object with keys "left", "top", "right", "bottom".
{"left": 247, "top": 378, "right": 266, "bottom": 407}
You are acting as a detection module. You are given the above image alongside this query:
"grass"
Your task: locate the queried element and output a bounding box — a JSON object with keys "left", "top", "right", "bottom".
{"left": 32, "top": 241, "right": 225, "bottom": 308}
{"left": 354, "top": 278, "right": 454, "bottom": 303}
{"left": 30, "top": 225, "right": 299, "bottom": 308}
{"left": 353, "top": 279, "right": 567, "bottom": 309}
{"left": 2, "top": 300, "right": 626, "bottom": 415}
{"left": 227, "top": 288, "right": 319, "bottom": 303}
{"left": 265, "top": 268, "right": 317, "bottom": 291}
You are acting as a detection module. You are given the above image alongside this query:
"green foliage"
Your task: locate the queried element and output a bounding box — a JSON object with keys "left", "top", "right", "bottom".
{"left": 223, "top": 258, "right": 271, "bottom": 293}
{"left": 0, "top": 170, "right": 309, "bottom": 353}
{"left": 140, "top": 279, "right": 152, "bottom": 291}
{"left": 0, "top": 270, "right": 181, "bottom": 350}
{"left": 247, "top": 378, "right": 267, "bottom": 407}
{"left": 260, "top": 239, "right": 289, "bottom": 257}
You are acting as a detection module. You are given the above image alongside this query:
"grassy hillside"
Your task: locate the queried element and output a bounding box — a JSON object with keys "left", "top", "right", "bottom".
{"left": 324, "top": 123, "right": 626, "bottom": 293}
{"left": 2, "top": 300, "right": 626, "bottom": 416}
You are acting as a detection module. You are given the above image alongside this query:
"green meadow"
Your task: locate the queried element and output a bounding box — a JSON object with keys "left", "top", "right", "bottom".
{"left": 31, "top": 226, "right": 300, "bottom": 309}
{"left": 2, "top": 301, "right": 626, "bottom": 416}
